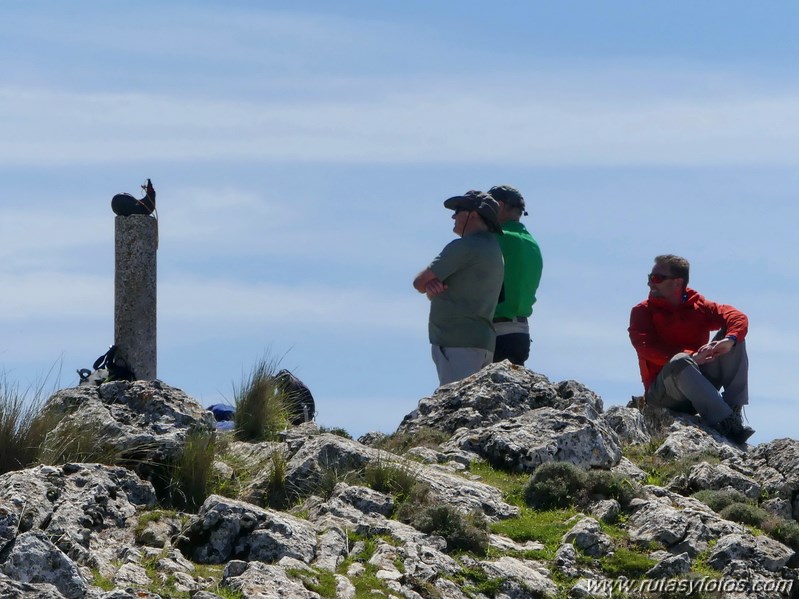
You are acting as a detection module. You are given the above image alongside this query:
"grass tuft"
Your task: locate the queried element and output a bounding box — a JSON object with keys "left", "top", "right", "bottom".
{"left": 233, "top": 357, "right": 291, "bottom": 442}
{"left": 370, "top": 427, "right": 449, "bottom": 454}
{"left": 361, "top": 453, "right": 421, "bottom": 505}
{"left": 0, "top": 374, "right": 61, "bottom": 475}
{"left": 39, "top": 417, "right": 128, "bottom": 466}
{"left": 161, "top": 429, "right": 217, "bottom": 511}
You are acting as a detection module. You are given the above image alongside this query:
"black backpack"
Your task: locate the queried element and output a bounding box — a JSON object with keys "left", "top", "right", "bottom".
{"left": 274, "top": 369, "right": 315, "bottom": 425}
{"left": 112, "top": 179, "right": 156, "bottom": 216}
{"left": 78, "top": 345, "right": 135, "bottom": 385}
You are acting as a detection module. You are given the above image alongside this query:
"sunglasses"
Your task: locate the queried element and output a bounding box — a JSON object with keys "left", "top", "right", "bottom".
{"left": 648, "top": 273, "right": 678, "bottom": 284}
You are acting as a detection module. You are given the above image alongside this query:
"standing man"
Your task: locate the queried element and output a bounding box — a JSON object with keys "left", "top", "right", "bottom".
{"left": 628, "top": 255, "right": 754, "bottom": 443}
{"left": 413, "top": 190, "right": 504, "bottom": 386}
{"left": 487, "top": 185, "right": 543, "bottom": 366}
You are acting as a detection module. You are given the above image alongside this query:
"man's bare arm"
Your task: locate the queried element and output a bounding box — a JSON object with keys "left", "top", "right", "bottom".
{"left": 413, "top": 268, "right": 438, "bottom": 293}
{"left": 413, "top": 268, "right": 447, "bottom": 298}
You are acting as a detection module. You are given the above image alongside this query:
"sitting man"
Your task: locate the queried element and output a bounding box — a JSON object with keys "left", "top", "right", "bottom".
{"left": 628, "top": 254, "right": 754, "bottom": 443}
{"left": 413, "top": 190, "right": 504, "bottom": 386}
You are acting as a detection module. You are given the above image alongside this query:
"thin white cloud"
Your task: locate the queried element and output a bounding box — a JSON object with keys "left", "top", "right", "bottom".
{"left": 160, "top": 276, "right": 424, "bottom": 333}
{"left": 0, "top": 269, "right": 424, "bottom": 332}
{"left": 2, "top": 76, "right": 799, "bottom": 167}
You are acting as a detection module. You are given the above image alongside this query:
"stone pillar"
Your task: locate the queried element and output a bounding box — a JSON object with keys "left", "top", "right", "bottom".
{"left": 114, "top": 215, "right": 157, "bottom": 380}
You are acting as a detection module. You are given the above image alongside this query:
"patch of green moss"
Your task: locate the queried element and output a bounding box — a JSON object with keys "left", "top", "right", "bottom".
{"left": 288, "top": 567, "right": 338, "bottom": 598}
{"left": 452, "top": 566, "right": 505, "bottom": 597}
{"left": 90, "top": 568, "right": 115, "bottom": 591}
{"left": 599, "top": 547, "right": 656, "bottom": 578}
{"left": 468, "top": 461, "right": 529, "bottom": 506}
{"left": 490, "top": 507, "right": 578, "bottom": 559}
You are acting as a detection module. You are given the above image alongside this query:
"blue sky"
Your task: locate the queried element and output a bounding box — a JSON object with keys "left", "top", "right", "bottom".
{"left": 2, "top": 1, "right": 797, "bottom": 443}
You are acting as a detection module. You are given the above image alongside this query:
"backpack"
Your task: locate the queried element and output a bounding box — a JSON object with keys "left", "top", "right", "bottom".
{"left": 112, "top": 179, "right": 156, "bottom": 216}
{"left": 78, "top": 345, "right": 135, "bottom": 386}
{"left": 274, "top": 369, "right": 316, "bottom": 425}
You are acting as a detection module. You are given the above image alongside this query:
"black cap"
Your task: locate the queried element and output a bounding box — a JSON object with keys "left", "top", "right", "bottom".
{"left": 488, "top": 184, "right": 527, "bottom": 216}
{"left": 443, "top": 190, "right": 503, "bottom": 234}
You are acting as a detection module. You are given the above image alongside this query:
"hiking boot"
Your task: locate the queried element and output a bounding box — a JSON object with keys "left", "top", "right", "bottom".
{"left": 731, "top": 404, "right": 746, "bottom": 426}
{"left": 716, "top": 414, "right": 756, "bottom": 445}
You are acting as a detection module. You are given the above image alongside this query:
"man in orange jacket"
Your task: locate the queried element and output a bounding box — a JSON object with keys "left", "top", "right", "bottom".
{"left": 628, "top": 254, "right": 754, "bottom": 444}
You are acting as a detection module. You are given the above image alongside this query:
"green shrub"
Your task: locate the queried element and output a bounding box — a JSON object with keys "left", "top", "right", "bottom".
{"left": 411, "top": 505, "right": 489, "bottom": 555}
{"left": 585, "top": 469, "right": 642, "bottom": 507}
{"left": 0, "top": 375, "right": 60, "bottom": 474}
{"left": 719, "top": 502, "right": 769, "bottom": 527}
{"left": 524, "top": 462, "right": 587, "bottom": 509}
{"left": 233, "top": 357, "right": 290, "bottom": 441}
{"left": 691, "top": 489, "right": 750, "bottom": 513}
{"left": 318, "top": 426, "right": 352, "bottom": 439}
{"left": 762, "top": 518, "right": 799, "bottom": 551}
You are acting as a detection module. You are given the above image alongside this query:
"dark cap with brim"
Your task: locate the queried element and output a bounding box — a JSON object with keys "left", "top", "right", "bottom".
{"left": 443, "top": 190, "right": 503, "bottom": 234}
{"left": 488, "top": 184, "right": 527, "bottom": 215}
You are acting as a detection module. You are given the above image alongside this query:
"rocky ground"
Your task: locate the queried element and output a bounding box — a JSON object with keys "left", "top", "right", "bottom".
{"left": 0, "top": 363, "right": 797, "bottom": 598}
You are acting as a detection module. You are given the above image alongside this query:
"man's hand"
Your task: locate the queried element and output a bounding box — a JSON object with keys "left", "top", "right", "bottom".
{"left": 413, "top": 268, "right": 441, "bottom": 294}
{"left": 693, "top": 338, "right": 735, "bottom": 364}
{"left": 424, "top": 279, "right": 447, "bottom": 299}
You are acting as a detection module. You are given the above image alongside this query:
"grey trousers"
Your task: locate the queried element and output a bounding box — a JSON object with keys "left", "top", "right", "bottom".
{"left": 431, "top": 345, "right": 492, "bottom": 386}
{"left": 646, "top": 340, "right": 749, "bottom": 426}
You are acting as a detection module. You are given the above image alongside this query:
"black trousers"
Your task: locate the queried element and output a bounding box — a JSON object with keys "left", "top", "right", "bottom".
{"left": 493, "top": 333, "right": 530, "bottom": 366}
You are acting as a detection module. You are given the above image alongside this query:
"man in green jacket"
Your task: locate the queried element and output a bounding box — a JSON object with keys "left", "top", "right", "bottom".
{"left": 487, "top": 185, "right": 543, "bottom": 366}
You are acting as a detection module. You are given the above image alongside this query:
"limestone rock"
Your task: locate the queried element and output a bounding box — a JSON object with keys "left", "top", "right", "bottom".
{"left": 746, "top": 438, "right": 799, "bottom": 516}
{"left": 707, "top": 533, "right": 794, "bottom": 573}
{"left": 655, "top": 424, "right": 744, "bottom": 461}
{"left": 562, "top": 517, "right": 613, "bottom": 557}
{"left": 0, "top": 572, "right": 66, "bottom": 599}
{"left": 443, "top": 407, "right": 621, "bottom": 473}
{"left": 683, "top": 461, "right": 761, "bottom": 499}
{"left": 222, "top": 560, "right": 321, "bottom": 598}
{"left": 177, "top": 495, "right": 317, "bottom": 564}
{"left": 478, "top": 555, "right": 558, "bottom": 598}
{"left": 43, "top": 380, "right": 216, "bottom": 475}
{"left": 602, "top": 406, "right": 651, "bottom": 446}
{"left": 1, "top": 530, "right": 86, "bottom": 599}
{"left": 646, "top": 551, "right": 691, "bottom": 578}
{"left": 0, "top": 463, "right": 156, "bottom": 570}
{"left": 397, "top": 363, "right": 603, "bottom": 437}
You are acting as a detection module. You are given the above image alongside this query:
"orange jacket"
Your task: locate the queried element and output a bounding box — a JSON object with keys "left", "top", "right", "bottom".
{"left": 628, "top": 288, "right": 748, "bottom": 391}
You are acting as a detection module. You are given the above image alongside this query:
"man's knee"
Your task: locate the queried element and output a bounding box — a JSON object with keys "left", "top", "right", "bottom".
{"left": 660, "top": 352, "right": 698, "bottom": 379}
{"left": 647, "top": 353, "right": 697, "bottom": 406}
